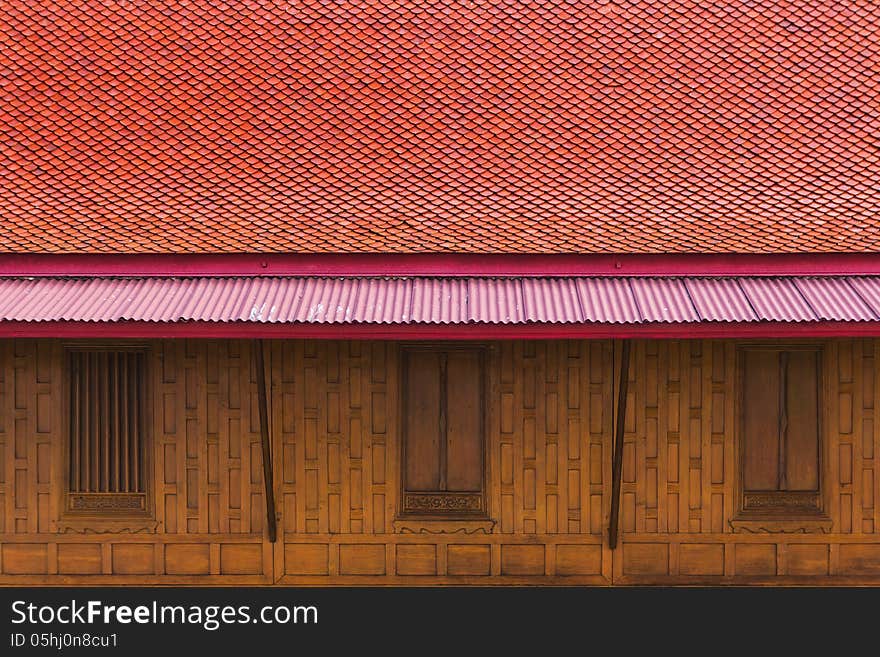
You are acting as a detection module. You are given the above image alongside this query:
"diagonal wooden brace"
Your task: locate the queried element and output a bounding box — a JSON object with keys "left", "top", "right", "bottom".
{"left": 254, "top": 339, "right": 278, "bottom": 543}
{"left": 608, "top": 339, "right": 632, "bottom": 550}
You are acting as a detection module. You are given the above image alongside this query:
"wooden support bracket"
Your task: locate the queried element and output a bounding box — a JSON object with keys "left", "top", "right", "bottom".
{"left": 608, "top": 339, "right": 632, "bottom": 550}
{"left": 254, "top": 339, "right": 278, "bottom": 543}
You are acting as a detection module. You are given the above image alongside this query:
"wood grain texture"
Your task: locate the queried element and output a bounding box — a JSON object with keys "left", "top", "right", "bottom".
{"left": 615, "top": 339, "right": 880, "bottom": 584}
{"left": 2, "top": 338, "right": 880, "bottom": 585}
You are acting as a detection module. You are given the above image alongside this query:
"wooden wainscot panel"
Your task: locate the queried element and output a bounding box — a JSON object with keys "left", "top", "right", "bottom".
{"left": 164, "top": 544, "right": 210, "bottom": 575}
{"left": 734, "top": 544, "right": 777, "bottom": 576}
{"left": 447, "top": 545, "right": 490, "bottom": 576}
{"left": 396, "top": 545, "right": 437, "bottom": 576}
{"left": 622, "top": 544, "right": 669, "bottom": 576}
{"left": 555, "top": 545, "right": 602, "bottom": 576}
{"left": 111, "top": 544, "right": 154, "bottom": 575}
{"left": 57, "top": 544, "right": 102, "bottom": 575}
{"left": 284, "top": 544, "right": 329, "bottom": 575}
{"left": 500, "top": 545, "right": 545, "bottom": 576}
{"left": 839, "top": 545, "right": 880, "bottom": 575}
{"left": 339, "top": 545, "right": 386, "bottom": 575}
{"left": 786, "top": 544, "right": 829, "bottom": 575}
{"left": 2, "top": 544, "right": 49, "bottom": 575}
{"left": 678, "top": 544, "right": 724, "bottom": 576}
{"left": 219, "top": 544, "right": 263, "bottom": 575}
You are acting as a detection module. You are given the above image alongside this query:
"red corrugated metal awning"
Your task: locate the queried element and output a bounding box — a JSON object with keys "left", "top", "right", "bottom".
{"left": 2, "top": 276, "right": 880, "bottom": 339}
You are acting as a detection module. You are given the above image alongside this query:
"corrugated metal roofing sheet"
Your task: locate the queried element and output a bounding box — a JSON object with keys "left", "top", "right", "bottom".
{"left": 574, "top": 278, "right": 640, "bottom": 324}
{"left": 794, "top": 277, "right": 876, "bottom": 322}
{"left": 684, "top": 278, "right": 757, "bottom": 322}
{"left": 1, "top": 276, "right": 879, "bottom": 325}
{"left": 737, "top": 278, "right": 817, "bottom": 322}
{"left": 630, "top": 278, "right": 700, "bottom": 323}
{"left": 467, "top": 278, "right": 524, "bottom": 324}
{"left": 521, "top": 278, "right": 583, "bottom": 324}
{"left": 849, "top": 278, "right": 880, "bottom": 318}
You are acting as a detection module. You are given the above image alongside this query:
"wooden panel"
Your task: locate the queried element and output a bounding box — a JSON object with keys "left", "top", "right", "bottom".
{"left": 500, "top": 545, "right": 544, "bottom": 575}
{"left": 396, "top": 545, "right": 437, "bottom": 575}
{"left": 219, "top": 544, "right": 262, "bottom": 575}
{"left": 785, "top": 350, "right": 820, "bottom": 491}
{"left": 734, "top": 544, "right": 776, "bottom": 576}
{"left": 742, "top": 349, "right": 780, "bottom": 491}
{"left": 404, "top": 350, "right": 442, "bottom": 491}
{"left": 339, "top": 544, "right": 385, "bottom": 575}
{"left": 111, "top": 544, "right": 154, "bottom": 575}
{"left": 623, "top": 544, "right": 668, "bottom": 576}
{"left": 678, "top": 544, "right": 724, "bottom": 576}
{"left": 3, "top": 340, "right": 57, "bottom": 539}
{"left": 786, "top": 544, "right": 829, "bottom": 575}
{"left": 164, "top": 544, "right": 210, "bottom": 575}
{"left": 285, "top": 544, "right": 329, "bottom": 575}
{"left": 555, "top": 544, "right": 602, "bottom": 575}
{"left": 57, "top": 544, "right": 103, "bottom": 575}
{"left": 447, "top": 545, "right": 490, "bottom": 575}
{"left": 839, "top": 544, "right": 880, "bottom": 574}
{"left": 2, "top": 543, "right": 48, "bottom": 574}
{"left": 446, "top": 350, "right": 482, "bottom": 492}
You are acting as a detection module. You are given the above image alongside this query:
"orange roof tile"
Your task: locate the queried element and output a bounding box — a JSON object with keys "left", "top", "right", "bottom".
{"left": 1, "top": 1, "right": 879, "bottom": 254}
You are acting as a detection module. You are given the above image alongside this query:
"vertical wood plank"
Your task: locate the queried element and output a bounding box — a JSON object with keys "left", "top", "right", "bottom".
{"left": 829, "top": 341, "right": 841, "bottom": 533}
{"left": 634, "top": 340, "right": 646, "bottom": 534}
{"left": 874, "top": 338, "right": 880, "bottom": 534}
{"left": 852, "top": 340, "right": 863, "bottom": 534}
{"left": 657, "top": 341, "right": 669, "bottom": 533}
{"left": 724, "top": 342, "right": 736, "bottom": 534}
{"left": 535, "top": 342, "right": 547, "bottom": 534}
{"left": 554, "top": 343, "right": 567, "bottom": 534}
{"left": 676, "top": 342, "right": 688, "bottom": 534}
{"left": 701, "top": 340, "right": 712, "bottom": 534}
{"left": 491, "top": 342, "right": 504, "bottom": 537}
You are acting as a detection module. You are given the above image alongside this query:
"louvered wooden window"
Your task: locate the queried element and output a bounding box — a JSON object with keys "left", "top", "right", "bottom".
{"left": 65, "top": 348, "right": 150, "bottom": 516}
{"left": 737, "top": 345, "right": 823, "bottom": 516}
{"left": 400, "top": 345, "right": 487, "bottom": 517}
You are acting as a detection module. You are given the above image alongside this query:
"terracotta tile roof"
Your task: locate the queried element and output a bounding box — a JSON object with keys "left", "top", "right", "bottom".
{"left": 1, "top": 1, "right": 879, "bottom": 254}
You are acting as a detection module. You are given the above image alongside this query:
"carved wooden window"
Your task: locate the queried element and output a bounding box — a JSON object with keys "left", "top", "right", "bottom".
{"left": 64, "top": 348, "right": 151, "bottom": 516}
{"left": 737, "top": 345, "right": 823, "bottom": 517}
{"left": 400, "top": 345, "right": 487, "bottom": 517}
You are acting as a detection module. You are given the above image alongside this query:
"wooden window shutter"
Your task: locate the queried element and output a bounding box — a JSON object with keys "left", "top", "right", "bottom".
{"left": 66, "top": 348, "right": 150, "bottom": 515}
{"left": 401, "top": 345, "right": 486, "bottom": 517}
{"left": 739, "top": 345, "right": 822, "bottom": 515}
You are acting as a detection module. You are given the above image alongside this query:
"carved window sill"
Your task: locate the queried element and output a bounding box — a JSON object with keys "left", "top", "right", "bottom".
{"left": 56, "top": 518, "right": 159, "bottom": 534}
{"left": 392, "top": 519, "right": 496, "bottom": 535}
{"left": 729, "top": 516, "right": 833, "bottom": 534}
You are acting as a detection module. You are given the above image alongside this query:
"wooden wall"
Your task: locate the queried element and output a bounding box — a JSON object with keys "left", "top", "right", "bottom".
{"left": 271, "top": 340, "right": 613, "bottom": 584}
{"left": 616, "top": 339, "right": 880, "bottom": 584}
{"left": 1, "top": 338, "right": 879, "bottom": 585}
{"left": 0, "top": 340, "right": 272, "bottom": 584}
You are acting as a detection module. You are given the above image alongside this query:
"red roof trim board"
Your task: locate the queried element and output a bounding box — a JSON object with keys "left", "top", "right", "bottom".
{"left": 2, "top": 322, "right": 880, "bottom": 340}
{"left": 2, "top": 2, "right": 880, "bottom": 254}
{"left": 1, "top": 254, "right": 880, "bottom": 278}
